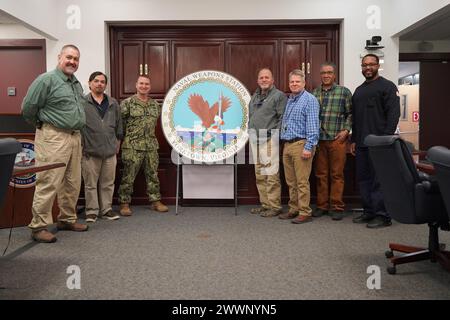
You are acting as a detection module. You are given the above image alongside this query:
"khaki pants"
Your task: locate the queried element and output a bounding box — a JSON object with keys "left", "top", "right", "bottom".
{"left": 314, "top": 139, "right": 347, "bottom": 212}
{"left": 29, "top": 123, "right": 82, "bottom": 230}
{"left": 82, "top": 155, "right": 117, "bottom": 216}
{"left": 282, "top": 140, "right": 315, "bottom": 216}
{"left": 250, "top": 137, "right": 282, "bottom": 211}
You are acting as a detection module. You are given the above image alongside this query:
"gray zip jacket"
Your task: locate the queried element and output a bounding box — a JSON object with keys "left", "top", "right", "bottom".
{"left": 248, "top": 85, "right": 287, "bottom": 141}
{"left": 81, "top": 93, "right": 123, "bottom": 159}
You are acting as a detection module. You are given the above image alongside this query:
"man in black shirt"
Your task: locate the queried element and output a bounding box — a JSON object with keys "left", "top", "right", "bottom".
{"left": 350, "top": 54, "right": 400, "bottom": 228}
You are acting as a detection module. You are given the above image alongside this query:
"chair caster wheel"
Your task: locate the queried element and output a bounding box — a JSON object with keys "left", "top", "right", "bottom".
{"left": 385, "top": 250, "right": 394, "bottom": 258}
{"left": 387, "top": 266, "right": 396, "bottom": 275}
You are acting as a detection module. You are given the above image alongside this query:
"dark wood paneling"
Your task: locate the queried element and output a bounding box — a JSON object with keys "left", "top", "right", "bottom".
{"left": 118, "top": 41, "right": 142, "bottom": 99}
{"left": 172, "top": 42, "right": 225, "bottom": 81}
{"left": 420, "top": 61, "right": 450, "bottom": 149}
{"left": 280, "top": 40, "right": 306, "bottom": 92}
{"left": 226, "top": 40, "right": 278, "bottom": 94}
{"left": 307, "top": 40, "right": 331, "bottom": 90}
{"left": 144, "top": 41, "right": 169, "bottom": 98}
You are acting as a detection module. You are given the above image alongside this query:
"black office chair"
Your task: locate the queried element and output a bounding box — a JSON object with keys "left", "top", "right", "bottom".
{"left": 428, "top": 146, "right": 450, "bottom": 221}
{"left": 0, "top": 138, "right": 22, "bottom": 208}
{"left": 364, "top": 135, "right": 450, "bottom": 274}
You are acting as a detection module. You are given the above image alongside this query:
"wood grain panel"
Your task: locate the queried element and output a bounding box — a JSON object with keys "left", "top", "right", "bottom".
{"left": 173, "top": 42, "right": 224, "bottom": 81}
{"left": 226, "top": 41, "right": 278, "bottom": 94}
{"left": 280, "top": 40, "right": 306, "bottom": 93}
{"left": 118, "top": 41, "right": 142, "bottom": 99}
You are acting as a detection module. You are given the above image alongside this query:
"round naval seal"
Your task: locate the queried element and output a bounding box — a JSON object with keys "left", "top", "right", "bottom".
{"left": 9, "top": 139, "right": 36, "bottom": 188}
{"left": 162, "top": 70, "right": 250, "bottom": 163}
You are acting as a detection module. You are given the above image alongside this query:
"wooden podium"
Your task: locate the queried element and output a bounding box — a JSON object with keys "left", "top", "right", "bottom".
{"left": 0, "top": 162, "right": 65, "bottom": 228}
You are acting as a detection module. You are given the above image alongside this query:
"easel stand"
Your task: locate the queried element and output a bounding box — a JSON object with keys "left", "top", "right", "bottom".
{"left": 175, "top": 153, "right": 238, "bottom": 215}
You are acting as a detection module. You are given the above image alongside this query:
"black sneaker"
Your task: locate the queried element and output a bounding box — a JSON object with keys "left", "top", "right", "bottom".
{"left": 101, "top": 210, "right": 120, "bottom": 221}
{"left": 312, "top": 208, "right": 328, "bottom": 218}
{"left": 352, "top": 213, "right": 375, "bottom": 224}
{"left": 366, "top": 216, "right": 392, "bottom": 228}
{"left": 331, "top": 211, "right": 344, "bottom": 221}
{"left": 85, "top": 214, "right": 97, "bottom": 223}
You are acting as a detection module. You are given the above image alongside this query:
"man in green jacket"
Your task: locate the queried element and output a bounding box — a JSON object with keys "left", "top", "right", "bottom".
{"left": 22, "top": 44, "right": 89, "bottom": 243}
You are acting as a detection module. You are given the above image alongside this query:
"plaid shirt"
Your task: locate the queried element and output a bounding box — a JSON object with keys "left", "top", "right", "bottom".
{"left": 312, "top": 84, "right": 352, "bottom": 141}
{"left": 280, "top": 90, "right": 319, "bottom": 151}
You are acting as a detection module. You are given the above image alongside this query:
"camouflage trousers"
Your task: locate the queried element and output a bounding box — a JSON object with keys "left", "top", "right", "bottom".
{"left": 118, "top": 148, "right": 161, "bottom": 204}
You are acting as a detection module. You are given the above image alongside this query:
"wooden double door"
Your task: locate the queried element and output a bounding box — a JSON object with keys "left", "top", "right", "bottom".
{"left": 109, "top": 24, "right": 345, "bottom": 205}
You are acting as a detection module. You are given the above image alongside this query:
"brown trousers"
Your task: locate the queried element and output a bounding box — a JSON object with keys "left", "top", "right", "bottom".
{"left": 314, "top": 139, "right": 347, "bottom": 212}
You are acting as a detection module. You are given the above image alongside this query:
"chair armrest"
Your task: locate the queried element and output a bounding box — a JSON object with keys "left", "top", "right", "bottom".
{"left": 420, "top": 175, "right": 440, "bottom": 193}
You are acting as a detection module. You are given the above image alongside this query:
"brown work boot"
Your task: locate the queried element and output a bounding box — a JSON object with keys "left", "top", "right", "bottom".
{"left": 120, "top": 203, "right": 132, "bottom": 216}
{"left": 56, "top": 221, "right": 89, "bottom": 232}
{"left": 150, "top": 201, "right": 169, "bottom": 212}
{"left": 279, "top": 210, "right": 299, "bottom": 220}
{"left": 31, "top": 229, "right": 57, "bottom": 243}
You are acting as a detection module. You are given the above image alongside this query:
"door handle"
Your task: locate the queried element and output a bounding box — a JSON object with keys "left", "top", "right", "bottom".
{"left": 145, "top": 64, "right": 148, "bottom": 75}
{"left": 139, "top": 64, "right": 143, "bottom": 75}
{"left": 301, "top": 62, "right": 305, "bottom": 73}
{"left": 307, "top": 62, "right": 311, "bottom": 74}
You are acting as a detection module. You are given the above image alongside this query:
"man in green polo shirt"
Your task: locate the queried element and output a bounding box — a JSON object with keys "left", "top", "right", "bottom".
{"left": 22, "top": 44, "right": 88, "bottom": 243}
{"left": 312, "top": 62, "right": 352, "bottom": 221}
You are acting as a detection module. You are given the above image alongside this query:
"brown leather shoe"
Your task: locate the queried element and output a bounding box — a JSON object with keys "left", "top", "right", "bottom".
{"left": 291, "top": 215, "right": 312, "bottom": 224}
{"left": 31, "top": 229, "right": 57, "bottom": 243}
{"left": 151, "top": 201, "right": 169, "bottom": 212}
{"left": 120, "top": 203, "right": 132, "bottom": 216}
{"left": 56, "top": 221, "right": 89, "bottom": 232}
{"left": 279, "top": 211, "right": 299, "bottom": 220}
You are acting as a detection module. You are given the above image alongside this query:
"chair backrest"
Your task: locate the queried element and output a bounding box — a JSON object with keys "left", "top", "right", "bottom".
{"left": 364, "top": 135, "right": 423, "bottom": 224}
{"left": 0, "top": 138, "right": 22, "bottom": 208}
{"left": 427, "top": 146, "right": 450, "bottom": 220}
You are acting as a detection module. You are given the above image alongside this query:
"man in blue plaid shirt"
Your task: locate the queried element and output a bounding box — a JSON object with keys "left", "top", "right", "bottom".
{"left": 278, "top": 69, "right": 320, "bottom": 224}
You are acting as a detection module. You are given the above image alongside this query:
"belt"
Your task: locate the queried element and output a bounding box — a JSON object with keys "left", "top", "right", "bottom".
{"left": 282, "top": 137, "right": 305, "bottom": 143}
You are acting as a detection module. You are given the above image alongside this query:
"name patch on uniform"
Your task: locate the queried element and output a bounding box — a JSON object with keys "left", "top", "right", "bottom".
{"left": 162, "top": 70, "right": 250, "bottom": 163}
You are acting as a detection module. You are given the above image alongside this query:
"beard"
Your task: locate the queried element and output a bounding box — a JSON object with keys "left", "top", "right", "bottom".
{"left": 363, "top": 70, "right": 378, "bottom": 81}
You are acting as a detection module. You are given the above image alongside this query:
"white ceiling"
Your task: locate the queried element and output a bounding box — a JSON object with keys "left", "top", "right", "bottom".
{"left": 0, "top": 9, "right": 19, "bottom": 24}
{"left": 400, "top": 4, "right": 450, "bottom": 41}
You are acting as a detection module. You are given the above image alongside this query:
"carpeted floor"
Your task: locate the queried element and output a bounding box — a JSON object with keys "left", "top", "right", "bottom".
{"left": 1, "top": 205, "right": 449, "bottom": 300}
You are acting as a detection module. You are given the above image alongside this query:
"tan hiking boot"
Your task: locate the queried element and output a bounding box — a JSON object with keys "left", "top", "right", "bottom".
{"left": 120, "top": 203, "right": 132, "bottom": 216}
{"left": 151, "top": 201, "right": 169, "bottom": 212}
{"left": 31, "top": 229, "right": 57, "bottom": 243}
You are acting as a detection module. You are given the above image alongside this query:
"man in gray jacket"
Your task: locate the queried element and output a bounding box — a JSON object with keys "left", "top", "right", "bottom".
{"left": 81, "top": 71, "right": 123, "bottom": 222}
{"left": 248, "top": 68, "right": 287, "bottom": 217}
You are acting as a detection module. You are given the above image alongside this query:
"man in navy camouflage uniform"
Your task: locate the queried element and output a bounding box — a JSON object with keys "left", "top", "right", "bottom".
{"left": 118, "top": 75, "right": 168, "bottom": 215}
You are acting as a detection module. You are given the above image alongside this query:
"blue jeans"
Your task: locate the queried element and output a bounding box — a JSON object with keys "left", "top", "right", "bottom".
{"left": 355, "top": 147, "right": 390, "bottom": 219}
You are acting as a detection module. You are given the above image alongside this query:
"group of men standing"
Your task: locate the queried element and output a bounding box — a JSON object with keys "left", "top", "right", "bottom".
{"left": 20, "top": 44, "right": 399, "bottom": 243}
{"left": 248, "top": 53, "right": 400, "bottom": 228}
{"left": 21, "top": 45, "right": 167, "bottom": 243}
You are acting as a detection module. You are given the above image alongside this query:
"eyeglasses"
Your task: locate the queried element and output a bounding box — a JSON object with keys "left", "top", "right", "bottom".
{"left": 361, "top": 63, "right": 379, "bottom": 68}
{"left": 320, "top": 71, "right": 334, "bottom": 75}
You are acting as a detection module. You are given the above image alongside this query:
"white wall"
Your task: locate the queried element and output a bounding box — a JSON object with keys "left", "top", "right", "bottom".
{"left": 1, "top": 0, "right": 449, "bottom": 92}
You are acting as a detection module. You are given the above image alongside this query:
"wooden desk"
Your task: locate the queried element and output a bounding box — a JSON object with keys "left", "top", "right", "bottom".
{"left": 12, "top": 162, "right": 66, "bottom": 177}
{"left": 1, "top": 162, "right": 65, "bottom": 228}
{"left": 416, "top": 161, "right": 435, "bottom": 175}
